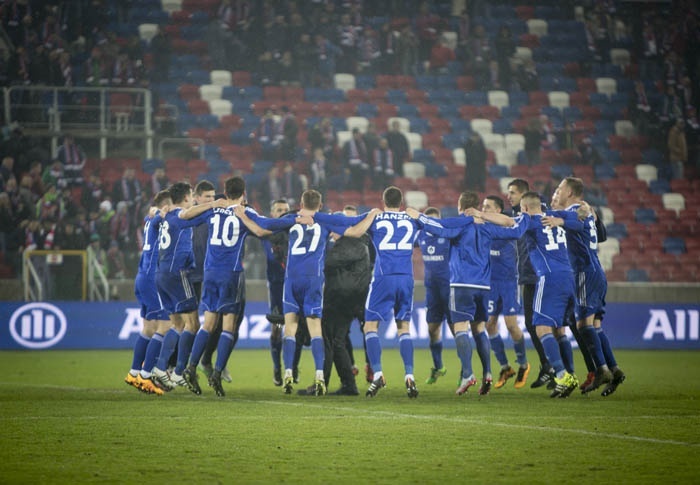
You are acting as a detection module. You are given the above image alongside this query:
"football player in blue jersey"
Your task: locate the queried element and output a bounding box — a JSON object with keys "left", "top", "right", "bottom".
{"left": 124, "top": 190, "right": 172, "bottom": 395}
{"left": 407, "top": 191, "right": 526, "bottom": 397}
{"left": 416, "top": 207, "right": 452, "bottom": 385}
{"left": 480, "top": 191, "right": 579, "bottom": 398}
{"left": 262, "top": 199, "right": 291, "bottom": 386}
{"left": 311, "top": 186, "right": 422, "bottom": 398}
{"left": 546, "top": 177, "right": 625, "bottom": 396}
{"left": 178, "top": 176, "right": 271, "bottom": 396}
{"left": 507, "top": 179, "right": 554, "bottom": 389}
{"left": 481, "top": 195, "right": 530, "bottom": 389}
{"left": 239, "top": 189, "right": 377, "bottom": 396}
{"left": 151, "top": 182, "right": 231, "bottom": 391}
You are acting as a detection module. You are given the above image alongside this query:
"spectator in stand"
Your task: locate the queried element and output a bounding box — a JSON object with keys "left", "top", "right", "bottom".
{"left": 629, "top": 81, "right": 655, "bottom": 138}
{"left": 397, "top": 23, "right": 419, "bottom": 75}
{"left": 88, "top": 233, "right": 108, "bottom": 274}
{"left": 668, "top": 119, "right": 687, "bottom": 180}
{"left": 363, "top": 121, "right": 380, "bottom": 157}
{"left": 276, "top": 51, "right": 297, "bottom": 85}
{"left": 82, "top": 173, "right": 106, "bottom": 215}
{"left": 149, "top": 25, "right": 171, "bottom": 84}
{"left": 111, "top": 166, "right": 143, "bottom": 229}
{"left": 35, "top": 184, "right": 60, "bottom": 221}
{"left": 523, "top": 117, "right": 545, "bottom": 165}
{"left": 343, "top": 127, "right": 369, "bottom": 192}
{"left": 429, "top": 35, "right": 456, "bottom": 74}
{"left": 494, "top": 26, "right": 516, "bottom": 90}
{"left": 379, "top": 22, "right": 399, "bottom": 74}
{"left": 111, "top": 200, "right": 131, "bottom": 250}
{"left": 386, "top": 120, "right": 410, "bottom": 176}
{"left": 336, "top": 13, "right": 360, "bottom": 74}
{"left": 463, "top": 131, "right": 486, "bottom": 192}
{"left": 415, "top": 1, "right": 443, "bottom": 64}
{"left": 639, "top": 19, "right": 661, "bottom": 80}
{"left": 56, "top": 135, "right": 86, "bottom": 186}
{"left": 660, "top": 84, "right": 683, "bottom": 129}
{"left": 308, "top": 117, "right": 336, "bottom": 162}
{"left": 294, "top": 33, "right": 317, "bottom": 87}
{"left": 107, "top": 240, "right": 128, "bottom": 279}
{"left": 256, "top": 107, "right": 278, "bottom": 158}
{"left": 54, "top": 218, "right": 87, "bottom": 250}
{"left": 0, "top": 192, "right": 15, "bottom": 254}
{"left": 372, "top": 138, "right": 395, "bottom": 190}
{"left": 26, "top": 162, "right": 45, "bottom": 198}
{"left": 359, "top": 25, "right": 382, "bottom": 74}
{"left": 7, "top": 176, "right": 32, "bottom": 222}
{"left": 276, "top": 106, "right": 298, "bottom": 161}
{"left": 41, "top": 160, "right": 66, "bottom": 189}
{"left": 466, "top": 24, "right": 493, "bottom": 91}
{"left": 514, "top": 59, "right": 539, "bottom": 92}
{"left": 151, "top": 167, "right": 169, "bottom": 195}
{"left": 577, "top": 137, "right": 602, "bottom": 166}
{"left": 309, "top": 147, "right": 327, "bottom": 196}
{"left": 265, "top": 15, "right": 289, "bottom": 60}
{"left": 315, "top": 33, "right": 341, "bottom": 87}
{"left": 95, "top": 199, "right": 115, "bottom": 249}
{"left": 0, "top": 157, "right": 13, "bottom": 187}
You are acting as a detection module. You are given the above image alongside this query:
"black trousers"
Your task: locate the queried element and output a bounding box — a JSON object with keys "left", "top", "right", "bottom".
{"left": 322, "top": 291, "right": 364, "bottom": 388}
{"left": 522, "top": 283, "right": 547, "bottom": 367}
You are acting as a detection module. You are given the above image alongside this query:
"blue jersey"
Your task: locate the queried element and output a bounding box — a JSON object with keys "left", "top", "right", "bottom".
{"left": 157, "top": 208, "right": 209, "bottom": 273}
{"left": 510, "top": 205, "right": 538, "bottom": 285}
{"left": 190, "top": 221, "right": 209, "bottom": 283}
{"left": 551, "top": 205, "right": 604, "bottom": 274}
{"left": 416, "top": 230, "right": 450, "bottom": 284}
{"left": 520, "top": 213, "right": 573, "bottom": 277}
{"left": 137, "top": 213, "right": 162, "bottom": 276}
{"left": 314, "top": 211, "right": 421, "bottom": 278}
{"left": 419, "top": 214, "right": 526, "bottom": 289}
{"left": 490, "top": 238, "right": 518, "bottom": 282}
{"left": 261, "top": 237, "right": 286, "bottom": 283}
{"left": 202, "top": 205, "right": 257, "bottom": 272}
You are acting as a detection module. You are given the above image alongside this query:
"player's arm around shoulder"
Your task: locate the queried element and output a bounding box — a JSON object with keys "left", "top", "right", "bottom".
{"left": 343, "top": 208, "right": 382, "bottom": 238}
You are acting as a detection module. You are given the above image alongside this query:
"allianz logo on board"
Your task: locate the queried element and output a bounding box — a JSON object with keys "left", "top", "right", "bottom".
{"left": 9, "top": 303, "right": 67, "bottom": 349}
{"left": 643, "top": 310, "right": 699, "bottom": 341}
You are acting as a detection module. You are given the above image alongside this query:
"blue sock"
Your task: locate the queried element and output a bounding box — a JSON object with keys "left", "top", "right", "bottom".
{"left": 142, "top": 333, "right": 163, "bottom": 374}
{"left": 540, "top": 333, "right": 565, "bottom": 375}
{"left": 364, "top": 332, "right": 382, "bottom": 373}
{"left": 188, "top": 329, "right": 210, "bottom": 368}
{"left": 215, "top": 331, "right": 235, "bottom": 372}
{"left": 455, "top": 331, "right": 473, "bottom": 378}
{"left": 155, "top": 328, "right": 179, "bottom": 371}
{"left": 399, "top": 333, "right": 414, "bottom": 375}
{"left": 489, "top": 334, "right": 508, "bottom": 367}
{"left": 596, "top": 328, "right": 618, "bottom": 368}
{"left": 130, "top": 334, "right": 150, "bottom": 372}
{"left": 513, "top": 337, "right": 528, "bottom": 367}
{"left": 174, "top": 330, "right": 195, "bottom": 375}
{"left": 580, "top": 325, "right": 606, "bottom": 368}
{"left": 557, "top": 335, "right": 575, "bottom": 373}
{"left": 474, "top": 331, "right": 491, "bottom": 376}
{"left": 271, "top": 336, "right": 282, "bottom": 370}
{"left": 283, "top": 336, "right": 296, "bottom": 371}
{"left": 310, "top": 336, "right": 325, "bottom": 372}
{"left": 429, "top": 340, "right": 443, "bottom": 369}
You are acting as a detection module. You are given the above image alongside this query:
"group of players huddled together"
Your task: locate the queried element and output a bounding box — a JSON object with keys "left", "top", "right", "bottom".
{"left": 123, "top": 174, "right": 625, "bottom": 400}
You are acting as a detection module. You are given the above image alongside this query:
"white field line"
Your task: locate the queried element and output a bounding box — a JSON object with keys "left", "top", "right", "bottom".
{"left": 1, "top": 382, "right": 698, "bottom": 447}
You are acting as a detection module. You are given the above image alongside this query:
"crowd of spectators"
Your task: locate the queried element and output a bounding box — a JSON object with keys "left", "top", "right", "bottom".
{"left": 1, "top": 0, "right": 700, "bottom": 281}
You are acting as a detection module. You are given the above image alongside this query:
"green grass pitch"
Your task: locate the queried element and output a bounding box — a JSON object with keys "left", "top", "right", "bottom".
{"left": 1, "top": 349, "right": 699, "bottom": 484}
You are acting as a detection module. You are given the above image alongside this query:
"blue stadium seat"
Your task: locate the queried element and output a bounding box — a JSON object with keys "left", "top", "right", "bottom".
{"left": 594, "top": 163, "right": 617, "bottom": 180}
{"left": 649, "top": 179, "right": 671, "bottom": 194}
{"left": 464, "top": 91, "right": 487, "bottom": 106}
{"left": 489, "top": 165, "right": 509, "bottom": 178}
{"left": 634, "top": 208, "right": 657, "bottom": 224}
{"left": 508, "top": 91, "right": 529, "bottom": 107}
{"left": 356, "top": 103, "right": 378, "bottom": 118}
{"left": 626, "top": 269, "right": 649, "bottom": 282}
{"left": 500, "top": 106, "right": 521, "bottom": 120}
{"left": 492, "top": 119, "right": 513, "bottom": 134}
{"left": 442, "top": 133, "right": 466, "bottom": 150}
{"left": 142, "top": 158, "right": 165, "bottom": 174}
{"left": 551, "top": 164, "right": 573, "bottom": 179}
{"left": 355, "top": 75, "right": 375, "bottom": 89}
{"left": 562, "top": 106, "right": 582, "bottom": 121}
{"left": 396, "top": 104, "right": 419, "bottom": 117}
{"left": 412, "top": 149, "right": 435, "bottom": 164}
{"left": 440, "top": 207, "right": 459, "bottom": 218}
{"left": 386, "top": 90, "right": 407, "bottom": 104}
{"left": 663, "top": 237, "right": 686, "bottom": 254}
{"left": 606, "top": 223, "right": 628, "bottom": 239}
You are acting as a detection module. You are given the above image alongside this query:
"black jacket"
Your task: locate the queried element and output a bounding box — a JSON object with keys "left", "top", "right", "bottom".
{"left": 324, "top": 234, "right": 371, "bottom": 306}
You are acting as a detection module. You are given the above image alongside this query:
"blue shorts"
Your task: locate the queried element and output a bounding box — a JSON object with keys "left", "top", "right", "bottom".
{"left": 533, "top": 273, "right": 575, "bottom": 328}
{"left": 268, "top": 280, "right": 284, "bottom": 316}
{"left": 425, "top": 280, "right": 451, "bottom": 324}
{"left": 283, "top": 275, "right": 323, "bottom": 318}
{"left": 134, "top": 272, "right": 169, "bottom": 321}
{"left": 574, "top": 270, "right": 607, "bottom": 320}
{"left": 487, "top": 279, "right": 521, "bottom": 317}
{"left": 156, "top": 270, "right": 198, "bottom": 314}
{"left": 201, "top": 270, "right": 245, "bottom": 315}
{"left": 365, "top": 274, "right": 414, "bottom": 323}
{"left": 449, "top": 286, "right": 488, "bottom": 323}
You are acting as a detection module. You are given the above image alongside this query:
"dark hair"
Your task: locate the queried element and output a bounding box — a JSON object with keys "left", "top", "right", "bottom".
{"left": 563, "top": 177, "right": 584, "bottom": 198}
{"left": 224, "top": 176, "right": 246, "bottom": 199}
{"left": 272, "top": 199, "right": 289, "bottom": 207}
{"left": 301, "top": 189, "right": 322, "bottom": 210}
{"left": 458, "top": 191, "right": 480, "bottom": 211}
{"left": 343, "top": 204, "right": 357, "bottom": 212}
{"left": 194, "top": 180, "right": 215, "bottom": 195}
{"left": 153, "top": 189, "right": 171, "bottom": 207}
{"left": 424, "top": 206, "right": 440, "bottom": 217}
{"left": 507, "top": 178, "right": 530, "bottom": 194}
{"left": 168, "top": 182, "right": 191, "bottom": 204}
{"left": 521, "top": 191, "right": 542, "bottom": 207}
{"left": 485, "top": 195, "right": 504, "bottom": 212}
{"left": 383, "top": 186, "right": 403, "bottom": 208}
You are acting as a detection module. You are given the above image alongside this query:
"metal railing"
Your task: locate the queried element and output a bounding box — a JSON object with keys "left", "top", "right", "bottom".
{"left": 4, "top": 85, "right": 154, "bottom": 159}
{"left": 87, "top": 246, "right": 110, "bottom": 302}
